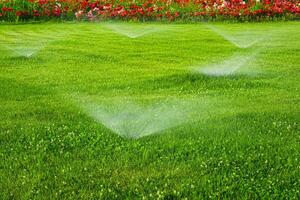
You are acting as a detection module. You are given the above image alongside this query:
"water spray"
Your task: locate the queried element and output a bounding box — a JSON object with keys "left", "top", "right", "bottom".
{"left": 193, "top": 50, "right": 261, "bottom": 77}
{"left": 73, "top": 96, "right": 209, "bottom": 139}
{"left": 205, "top": 24, "right": 270, "bottom": 49}
{"left": 0, "top": 29, "right": 68, "bottom": 57}
{"left": 103, "top": 23, "right": 164, "bottom": 39}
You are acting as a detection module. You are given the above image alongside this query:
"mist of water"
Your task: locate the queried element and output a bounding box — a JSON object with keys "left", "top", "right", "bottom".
{"left": 1, "top": 42, "right": 48, "bottom": 57}
{"left": 195, "top": 51, "right": 259, "bottom": 76}
{"left": 75, "top": 97, "right": 210, "bottom": 138}
{"left": 206, "top": 25, "right": 268, "bottom": 49}
{"left": 0, "top": 30, "right": 68, "bottom": 57}
{"left": 104, "top": 23, "right": 163, "bottom": 39}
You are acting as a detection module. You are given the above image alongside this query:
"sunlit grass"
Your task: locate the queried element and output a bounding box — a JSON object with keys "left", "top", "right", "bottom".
{"left": 0, "top": 21, "right": 299, "bottom": 199}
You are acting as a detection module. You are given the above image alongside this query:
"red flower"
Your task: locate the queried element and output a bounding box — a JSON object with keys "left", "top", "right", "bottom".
{"left": 38, "top": 0, "right": 48, "bottom": 5}
{"left": 2, "top": 7, "right": 13, "bottom": 12}
{"left": 33, "top": 10, "right": 40, "bottom": 17}
{"left": 52, "top": 6, "right": 61, "bottom": 16}
{"left": 16, "top": 11, "right": 23, "bottom": 16}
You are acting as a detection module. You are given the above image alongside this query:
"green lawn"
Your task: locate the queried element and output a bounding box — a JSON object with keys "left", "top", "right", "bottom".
{"left": 0, "top": 22, "right": 299, "bottom": 199}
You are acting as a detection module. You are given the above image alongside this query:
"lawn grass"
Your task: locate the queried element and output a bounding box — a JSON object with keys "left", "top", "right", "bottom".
{"left": 0, "top": 21, "right": 299, "bottom": 199}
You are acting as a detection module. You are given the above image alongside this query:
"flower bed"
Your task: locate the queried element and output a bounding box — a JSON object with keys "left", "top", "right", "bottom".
{"left": 1, "top": 0, "right": 300, "bottom": 22}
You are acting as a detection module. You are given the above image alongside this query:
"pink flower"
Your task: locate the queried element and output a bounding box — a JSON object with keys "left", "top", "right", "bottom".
{"left": 75, "top": 10, "right": 84, "bottom": 19}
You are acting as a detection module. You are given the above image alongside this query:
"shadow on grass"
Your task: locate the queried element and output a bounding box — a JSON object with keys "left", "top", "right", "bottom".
{"left": 0, "top": 54, "right": 47, "bottom": 65}
{"left": 111, "top": 72, "right": 273, "bottom": 93}
{"left": 0, "top": 77, "right": 53, "bottom": 100}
